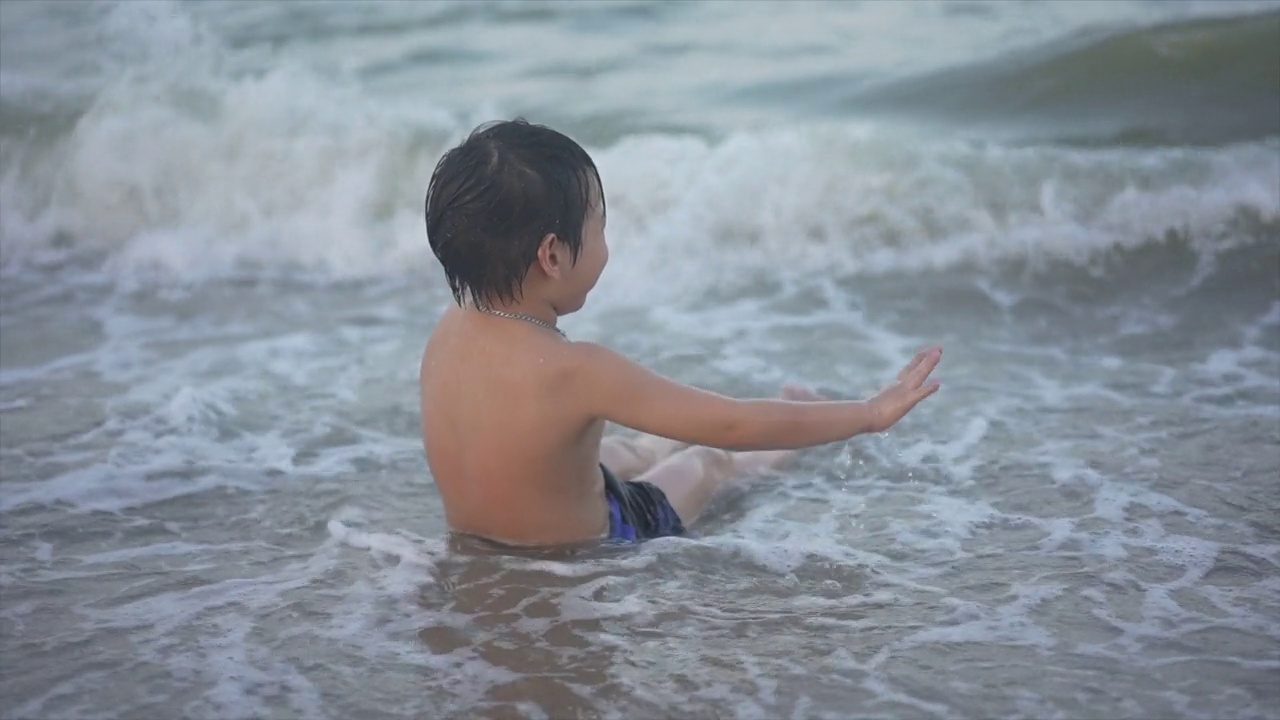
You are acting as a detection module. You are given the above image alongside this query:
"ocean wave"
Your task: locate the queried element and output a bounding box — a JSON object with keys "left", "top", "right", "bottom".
{"left": 842, "top": 10, "right": 1280, "bottom": 145}
{"left": 2, "top": 104, "right": 1274, "bottom": 285}
{"left": 0, "top": 4, "right": 1275, "bottom": 284}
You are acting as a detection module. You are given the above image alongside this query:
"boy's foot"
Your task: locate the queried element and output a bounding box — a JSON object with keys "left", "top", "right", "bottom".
{"left": 731, "top": 384, "right": 829, "bottom": 474}
{"left": 781, "top": 383, "right": 827, "bottom": 402}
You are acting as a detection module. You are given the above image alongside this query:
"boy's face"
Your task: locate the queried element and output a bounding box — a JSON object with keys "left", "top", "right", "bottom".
{"left": 559, "top": 189, "right": 608, "bottom": 313}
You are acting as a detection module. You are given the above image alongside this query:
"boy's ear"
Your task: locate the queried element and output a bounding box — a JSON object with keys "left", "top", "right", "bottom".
{"left": 535, "top": 233, "right": 562, "bottom": 278}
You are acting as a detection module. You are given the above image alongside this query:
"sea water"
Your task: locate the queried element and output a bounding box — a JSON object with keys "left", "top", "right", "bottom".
{"left": 1, "top": 1, "right": 1278, "bottom": 718}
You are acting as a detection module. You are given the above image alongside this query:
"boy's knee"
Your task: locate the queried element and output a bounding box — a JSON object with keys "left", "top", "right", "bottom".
{"left": 692, "top": 447, "right": 734, "bottom": 478}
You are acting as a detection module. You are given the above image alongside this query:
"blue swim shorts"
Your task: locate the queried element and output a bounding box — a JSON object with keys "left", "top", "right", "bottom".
{"left": 602, "top": 463, "right": 685, "bottom": 542}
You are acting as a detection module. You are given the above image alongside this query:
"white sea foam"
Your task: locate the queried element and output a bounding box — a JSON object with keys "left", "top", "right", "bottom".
{"left": 326, "top": 518, "right": 441, "bottom": 571}
{"left": 2, "top": 47, "right": 1275, "bottom": 288}
{"left": 905, "top": 583, "right": 1066, "bottom": 648}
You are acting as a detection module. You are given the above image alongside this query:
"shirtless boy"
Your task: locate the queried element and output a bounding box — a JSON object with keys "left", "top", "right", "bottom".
{"left": 420, "top": 119, "right": 942, "bottom": 546}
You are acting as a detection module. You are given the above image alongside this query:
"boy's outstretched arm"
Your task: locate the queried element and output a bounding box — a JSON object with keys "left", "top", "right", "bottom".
{"left": 574, "top": 343, "right": 942, "bottom": 451}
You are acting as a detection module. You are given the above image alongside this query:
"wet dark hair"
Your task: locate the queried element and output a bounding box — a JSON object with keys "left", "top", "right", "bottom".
{"left": 424, "top": 118, "right": 604, "bottom": 307}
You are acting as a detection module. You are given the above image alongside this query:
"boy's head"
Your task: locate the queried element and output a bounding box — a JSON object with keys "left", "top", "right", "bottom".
{"left": 425, "top": 118, "right": 606, "bottom": 310}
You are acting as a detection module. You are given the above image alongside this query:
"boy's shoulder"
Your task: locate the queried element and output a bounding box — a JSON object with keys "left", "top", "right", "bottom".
{"left": 422, "top": 314, "right": 616, "bottom": 385}
{"left": 561, "top": 339, "right": 629, "bottom": 377}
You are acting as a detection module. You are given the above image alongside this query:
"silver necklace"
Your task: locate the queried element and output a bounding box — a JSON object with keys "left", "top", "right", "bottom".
{"left": 477, "top": 306, "right": 566, "bottom": 338}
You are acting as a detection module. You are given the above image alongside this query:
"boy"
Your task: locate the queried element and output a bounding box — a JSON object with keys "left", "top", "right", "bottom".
{"left": 421, "top": 119, "right": 941, "bottom": 547}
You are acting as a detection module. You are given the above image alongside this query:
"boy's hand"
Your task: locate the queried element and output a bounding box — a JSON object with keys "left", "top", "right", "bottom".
{"left": 868, "top": 345, "right": 942, "bottom": 432}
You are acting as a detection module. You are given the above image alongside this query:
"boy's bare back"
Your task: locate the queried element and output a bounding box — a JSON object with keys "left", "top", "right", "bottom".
{"left": 420, "top": 307, "right": 612, "bottom": 545}
{"left": 419, "top": 120, "right": 941, "bottom": 546}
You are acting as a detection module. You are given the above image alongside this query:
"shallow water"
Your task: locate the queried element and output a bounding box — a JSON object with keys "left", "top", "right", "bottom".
{"left": 2, "top": 1, "right": 1279, "bottom": 718}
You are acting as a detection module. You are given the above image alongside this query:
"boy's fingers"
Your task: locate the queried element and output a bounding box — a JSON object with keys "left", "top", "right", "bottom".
{"left": 902, "top": 344, "right": 942, "bottom": 379}
{"left": 907, "top": 348, "right": 942, "bottom": 386}
{"left": 902, "top": 383, "right": 938, "bottom": 411}
{"left": 898, "top": 346, "right": 934, "bottom": 381}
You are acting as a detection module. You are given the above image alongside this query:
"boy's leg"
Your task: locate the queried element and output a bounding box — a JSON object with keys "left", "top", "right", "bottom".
{"left": 635, "top": 446, "right": 791, "bottom": 526}
{"left": 634, "top": 385, "right": 827, "bottom": 525}
{"left": 599, "top": 434, "right": 686, "bottom": 481}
